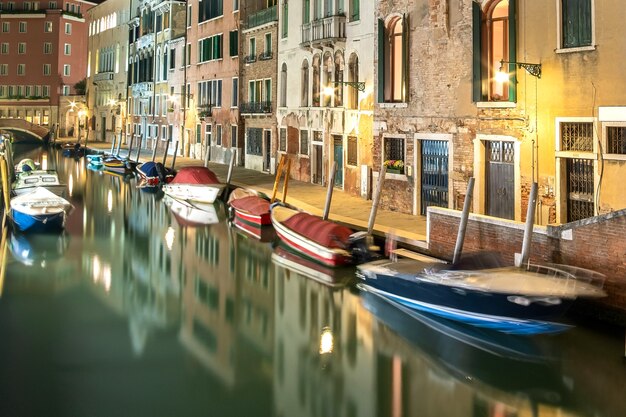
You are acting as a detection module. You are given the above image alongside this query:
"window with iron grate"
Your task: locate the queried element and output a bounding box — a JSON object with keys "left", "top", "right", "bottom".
{"left": 279, "top": 127, "right": 286, "bottom": 152}
{"left": 347, "top": 136, "right": 357, "bottom": 166}
{"left": 561, "top": 122, "right": 593, "bottom": 152}
{"left": 606, "top": 126, "right": 626, "bottom": 155}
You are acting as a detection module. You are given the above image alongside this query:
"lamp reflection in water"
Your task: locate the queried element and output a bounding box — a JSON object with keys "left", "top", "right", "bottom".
{"left": 68, "top": 174, "right": 74, "bottom": 197}
{"left": 92, "top": 255, "right": 111, "bottom": 292}
{"left": 165, "top": 226, "right": 175, "bottom": 251}
{"left": 107, "top": 189, "right": 113, "bottom": 213}
{"left": 319, "top": 326, "right": 334, "bottom": 354}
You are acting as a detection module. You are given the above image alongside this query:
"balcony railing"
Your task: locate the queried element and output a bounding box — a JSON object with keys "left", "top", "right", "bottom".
{"left": 197, "top": 104, "right": 213, "bottom": 118}
{"left": 244, "top": 54, "right": 257, "bottom": 64}
{"left": 301, "top": 14, "right": 346, "bottom": 48}
{"left": 246, "top": 5, "right": 277, "bottom": 29}
{"left": 93, "top": 71, "right": 114, "bottom": 83}
{"left": 240, "top": 101, "right": 272, "bottom": 114}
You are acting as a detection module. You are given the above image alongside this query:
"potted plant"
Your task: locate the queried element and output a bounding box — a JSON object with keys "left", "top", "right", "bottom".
{"left": 384, "top": 159, "right": 404, "bottom": 174}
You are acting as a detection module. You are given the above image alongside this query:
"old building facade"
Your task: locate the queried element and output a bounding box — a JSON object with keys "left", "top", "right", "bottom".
{"left": 0, "top": 0, "right": 95, "bottom": 137}
{"left": 276, "top": 0, "right": 374, "bottom": 196}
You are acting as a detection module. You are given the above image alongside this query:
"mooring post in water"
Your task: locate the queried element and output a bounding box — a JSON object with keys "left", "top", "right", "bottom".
{"left": 367, "top": 166, "right": 387, "bottom": 235}
{"left": 135, "top": 137, "right": 142, "bottom": 162}
{"left": 519, "top": 182, "right": 539, "bottom": 268}
{"left": 162, "top": 140, "right": 171, "bottom": 165}
{"left": 110, "top": 136, "right": 116, "bottom": 155}
{"left": 127, "top": 136, "right": 134, "bottom": 160}
{"left": 452, "top": 177, "right": 475, "bottom": 266}
{"left": 151, "top": 142, "right": 158, "bottom": 162}
{"left": 322, "top": 162, "right": 337, "bottom": 221}
{"left": 170, "top": 141, "right": 178, "bottom": 170}
{"left": 116, "top": 133, "right": 122, "bottom": 155}
{"left": 226, "top": 150, "right": 236, "bottom": 186}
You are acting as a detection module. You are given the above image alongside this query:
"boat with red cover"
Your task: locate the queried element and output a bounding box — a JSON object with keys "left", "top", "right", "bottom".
{"left": 227, "top": 188, "right": 271, "bottom": 226}
{"left": 270, "top": 204, "right": 376, "bottom": 267}
{"left": 162, "top": 166, "right": 225, "bottom": 204}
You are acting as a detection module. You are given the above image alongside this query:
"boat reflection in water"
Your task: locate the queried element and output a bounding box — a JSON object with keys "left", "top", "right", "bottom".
{"left": 9, "top": 231, "right": 69, "bottom": 267}
{"left": 359, "top": 285, "right": 592, "bottom": 416}
{"left": 163, "top": 195, "right": 224, "bottom": 227}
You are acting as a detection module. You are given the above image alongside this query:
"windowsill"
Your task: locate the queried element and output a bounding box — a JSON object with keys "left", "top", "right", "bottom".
{"left": 602, "top": 153, "right": 626, "bottom": 162}
{"left": 298, "top": 154, "right": 309, "bottom": 159}
{"left": 383, "top": 172, "right": 408, "bottom": 181}
{"left": 379, "top": 102, "right": 407, "bottom": 109}
{"left": 556, "top": 45, "right": 596, "bottom": 54}
{"left": 476, "top": 101, "right": 516, "bottom": 108}
{"left": 555, "top": 150, "right": 596, "bottom": 159}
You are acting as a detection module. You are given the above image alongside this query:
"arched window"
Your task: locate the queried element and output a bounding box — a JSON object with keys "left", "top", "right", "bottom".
{"left": 473, "top": 0, "right": 517, "bottom": 102}
{"left": 323, "top": 52, "right": 333, "bottom": 107}
{"left": 301, "top": 59, "right": 309, "bottom": 107}
{"left": 378, "top": 14, "right": 407, "bottom": 103}
{"left": 280, "top": 63, "right": 287, "bottom": 107}
{"left": 155, "top": 47, "right": 161, "bottom": 82}
{"left": 347, "top": 53, "right": 359, "bottom": 109}
{"left": 312, "top": 54, "right": 320, "bottom": 107}
{"left": 334, "top": 51, "right": 344, "bottom": 108}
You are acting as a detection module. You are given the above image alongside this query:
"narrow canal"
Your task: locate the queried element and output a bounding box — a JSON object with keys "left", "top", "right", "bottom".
{"left": 0, "top": 145, "right": 625, "bottom": 417}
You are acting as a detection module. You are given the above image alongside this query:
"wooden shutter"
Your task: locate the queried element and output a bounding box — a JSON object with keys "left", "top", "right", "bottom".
{"left": 508, "top": 0, "right": 517, "bottom": 102}
{"left": 471, "top": 2, "right": 483, "bottom": 102}
{"left": 377, "top": 18, "right": 385, "bottom": 103}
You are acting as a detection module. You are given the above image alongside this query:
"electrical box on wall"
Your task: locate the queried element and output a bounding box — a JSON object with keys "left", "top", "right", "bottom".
{"left": 361, "top": 165, "right": 371, "bottom": 200}
{"left": 406, "top": 164, "right": 413, "bottom": 178}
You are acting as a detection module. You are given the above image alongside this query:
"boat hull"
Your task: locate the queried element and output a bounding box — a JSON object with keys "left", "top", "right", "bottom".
{"left": 271, "top": 206, "right": 352, "bottom": 267}
{"left": 231, "top": 217, "right": 276, "bottom": 242}
{"left": 162, "top": 183, "right": 225, "bottom": 204}
{"left": 11, "top": 209, "right": 66, "bottom": 232}
{"left": 357, "top": 260, "right": 576, "bottom": 334}
{"left": 232, "top": 207, "right": 271, "bottom": 226}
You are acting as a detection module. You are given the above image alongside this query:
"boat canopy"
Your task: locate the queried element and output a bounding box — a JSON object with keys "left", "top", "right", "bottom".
{"left": 229, "top": 195, "right": 270, "bottom": 216}
{"left": 284, "top": 212, "right": 353, "bottom": 249}
{"left": 171, "top": 166, "right": 220, "bottom": 185}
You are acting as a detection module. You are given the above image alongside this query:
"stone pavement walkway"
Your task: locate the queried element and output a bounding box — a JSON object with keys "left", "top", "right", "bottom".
{"left": 57, "top": 137, "right": 429, "bottom": 249}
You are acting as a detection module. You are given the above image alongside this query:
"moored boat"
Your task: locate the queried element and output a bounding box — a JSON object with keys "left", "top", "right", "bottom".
{"left": 103, "top": 155, "right": 132, "bottom": 174}
{"left": 227, "top": 188, "right": 272, "bottom": 226}
{"left": 136, "top": 161, "right": 175, "bottom": 189}
{"left": 230, "top": 216, "right": 276, "bottom": 242}
{"left": 10, "top": 187, "right": 73, "bottom": 232}
{"left": 270, "top": 204, "right": 377, "bottom": 267}
{"left": 86, "top": 154, "right": 104, "bottom": 167}
{"left": 12, "top": 169, "right": 66, "bottom": 197}
{"left": 356, "top": 257, "right": 606, "bottom": 334}
{"left": 162, "top": 166, "right": 225, "bottom": 204}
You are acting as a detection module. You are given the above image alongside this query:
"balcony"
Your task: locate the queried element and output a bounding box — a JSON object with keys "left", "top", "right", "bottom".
{"left": 131, "top": 82, "right": 153, "bottom": 98}
{"left": 93, "top": 71, "right": 114, "bottom": 84}
{"left": 136, "top": 33, "right": 154, "bottom": 50}
{"left": 246, "top": 5, "right": 277, "bottom": 29}
{"left": 240, "top": 101, "right": 272, "bottom": 115}
{"left": 197, "top": 105, "right": 213, "bottom": 119}
{"left": 244, "top": 54, "right": 257, "bottom": 64}
{"left": 301, "top": 14, "right": 346, "bottom": 48}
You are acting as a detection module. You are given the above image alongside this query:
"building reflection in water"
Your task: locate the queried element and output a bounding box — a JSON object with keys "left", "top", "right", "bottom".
{"left": 4, "top": 148, "right": 621, "bottom": 417}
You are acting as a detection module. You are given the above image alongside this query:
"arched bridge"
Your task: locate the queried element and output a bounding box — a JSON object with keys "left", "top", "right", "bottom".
{"left": 0, "top": 118, "right": 49, "bottom": 143}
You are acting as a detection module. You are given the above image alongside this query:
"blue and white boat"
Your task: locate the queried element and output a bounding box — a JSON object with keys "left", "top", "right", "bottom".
{"left": 86, "top": 154, "right": 104, "bottom": 167}
{"left": 356, "top": 258, "right": 606, "bottom": 335}
{"left": 10, "top": 187, "right": 73, "bottom": 232}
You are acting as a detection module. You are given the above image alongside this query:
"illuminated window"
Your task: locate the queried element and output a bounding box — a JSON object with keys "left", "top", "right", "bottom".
{"left": 378, "top": 15, "right": 407, "bottom": 103}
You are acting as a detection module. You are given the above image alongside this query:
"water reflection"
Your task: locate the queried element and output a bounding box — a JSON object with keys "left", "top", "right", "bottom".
{"left": 0, "top": 146, "right": 624, "bottom": 417}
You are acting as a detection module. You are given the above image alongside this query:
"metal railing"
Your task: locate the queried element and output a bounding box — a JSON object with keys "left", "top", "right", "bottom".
{"left": 301, "top": 14, "right": 346, "bottom": 47}
{"left": 246, "top": 5, "right": 278, "bottom": 29}
{"left": 240, "top": 101, "right": 272, "bottom": 114}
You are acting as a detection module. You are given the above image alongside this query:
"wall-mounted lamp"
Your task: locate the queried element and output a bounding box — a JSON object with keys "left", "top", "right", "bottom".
{"left": 499, "top": 60, "right": 542, "bottom": 78}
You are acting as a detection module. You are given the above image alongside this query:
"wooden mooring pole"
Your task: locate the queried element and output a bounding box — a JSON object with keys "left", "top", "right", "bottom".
{"left": 367, "top": 166, "right": 387, "bottom": 235}
{"left": 452, "top": 177, "right": 475, "bottom": 266}
{"left": 519, "top": 182, "right": 539, "bottom": 268}
{"left": 322, "top": 162, "right": 337, "bottom": 221}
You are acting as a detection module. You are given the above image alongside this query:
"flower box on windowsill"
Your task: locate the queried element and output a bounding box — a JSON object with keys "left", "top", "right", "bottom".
{"left": 387, "top": 168, "right": 403, "bottom": 175}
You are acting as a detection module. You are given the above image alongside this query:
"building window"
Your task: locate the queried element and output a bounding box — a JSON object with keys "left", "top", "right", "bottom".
{"left": 560, "top": 121, "right": 593, "bottom": 152}
{"left": 215, "top": 124, "right": 222, "bottom": 146}
{"left": 312, "top": 54, "right": 320, "bottom": 107}
{"left": 19, "top": 21, "right": 27, "bottom": 33}
{"left": 44, "top": 42, "right": 52, "bottom": 54}
{"left": 300, "top": 130, "right": 309, "bottom": 155}
{"left": 198, "top": 0, "right": 223, "bottom": 23}
{"left": 18, "top": 43, "right": 25, "bottom": 54}
{"left": 1, "top": 22, "right": 8, "bottom": 33}
{"left": 350, "top": 0, "right": 360, "bottom": 21}
{"left": 0, "top": 64, "right": 9, "bottom": 75}
{"left": 247, "top": 128, "right": 263, "bottom": 156}
{"left": 64, "top": 43, "right": 71, "bottom": 55}
{"left": 378, "top": 15, "right": 407, "bottom": 103}
{"left": 44, "top": 21, "right": 53, "bottom": 32}
{"left": 17, "top": 64, "right": 25, "bottom": 76}
{"left": 62, "top": 85, "right": 70, "bottom": 95}
{"left": 280, "top": 63, "right": 287, "bottom": 107}
{"left": 264, "top": 32, "right": 272, "bottom": 55}
{"left": 63, "top": 64, "right": 70, "bottom": 76}
{"left": 205, "top": 124, "right": 212, "bottom": 145}
{"left": 229, "top": 30, "right": 238, "bottom": 56}
{"left": 561, "top": 0, "right": 592, "bottom": 48}
{"left": 233, "top": 0, "right": 239, "bottom": 12}
{"left": 43, "top": 64, "right": 51, "bottom": 75}
{"left": 384, "top": 137, "right": 405, "bottom": 171}
{"left": 42, "top": 85, "right": 49, "bottom": 97}
{"left": 347, "top": 136, "right": 357, "bottom": 165}
{"left": 198, "top": 34, "right": 223, "bottom": 62}
{"left": 279, "top": 127, "right": 286, "bottom": 152}
{"left": 231, "top": 77, "right": 238, "bottom": 107}
{"left": 606, "top": 126, "right": 626, "bottom": 155}
{"left": 347, "top": 53, "right": 359, "bottom": 109}
{"left": 48, "top": 1, "right": 56, "bottom": 8}
{"left": 301, "top": 59, "right": 309, "bottom": 107}
{"left": 231, "top": 125, "right": 238, "bottom": 148}
{"left": 0, "top": 43, "right": 8, "bottom": 54}
{"left": 472, "top": 0, "right": 517, "bottom": 102}
{"left": 65, "top": 22, "right": 71, "bottom": 34}
{"left": 281, "top": 0, "right": 288, "bottom": 38}
{"left": 247, "top": 37, "right": 256, "bottom": 62}
{"left": 198, "top": 79, "right": 223, "bottom": 107}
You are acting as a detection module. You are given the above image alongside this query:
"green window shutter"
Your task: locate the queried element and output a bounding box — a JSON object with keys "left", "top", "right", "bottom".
{"left": 229, "top": 30, "right": 238, "bottom": 57}
{"left": 377, "top": 18, "right": 385, "bottom": 103}
{"left": 198, "top": 40, "right": 203, "bottom": 62}
{"left": 508, "top": 0, "right": 517, "bottom": 102}
{"left": 217, "top": 34, "right": 223, "bottom": 59}
{"left": 401, "top": 14, "right": 408, "bottom": 102}
{"left": 471, "top": 2, "right": 483, "bottom": 102}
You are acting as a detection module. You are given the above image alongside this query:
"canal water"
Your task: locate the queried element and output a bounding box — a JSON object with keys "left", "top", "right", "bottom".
{"left": 0, "top": 145, "right": 625, "bottom": 417}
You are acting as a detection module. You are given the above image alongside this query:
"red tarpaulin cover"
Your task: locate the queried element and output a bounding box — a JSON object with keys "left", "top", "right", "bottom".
{"left": 283, "top": 212, "right": 353, "bottom": 249}
{"left": 229, "top": 196, "right": 270, "bottom": 216}
{"left": 171, "top": 166, "right": 220, "bottom": 185}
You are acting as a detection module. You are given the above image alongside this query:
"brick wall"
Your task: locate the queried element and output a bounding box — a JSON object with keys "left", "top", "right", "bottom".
{"left": 427, "top": 207, "right": 626, "bottom": 322}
